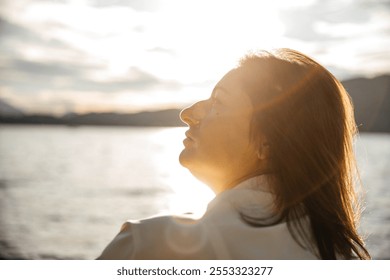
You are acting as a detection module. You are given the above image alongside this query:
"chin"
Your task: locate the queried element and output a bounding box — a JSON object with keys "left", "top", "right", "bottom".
{"left": 178, "top": 148, "right": 190, "bottom": 167}
{"left": 178, "top": 148, "right": 196, "bottom": 169}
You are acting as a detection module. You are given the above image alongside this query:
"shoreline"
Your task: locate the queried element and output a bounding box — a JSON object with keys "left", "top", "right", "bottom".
{"left": 0, "top": 239, "right": 25, "bottom": 260}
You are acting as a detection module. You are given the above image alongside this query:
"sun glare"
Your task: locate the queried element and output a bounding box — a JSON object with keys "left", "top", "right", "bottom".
{"left": 149, "top": 128, "right": 215, "bottom": 216}
{"left": 1, "top": 0, "right": 296, "bottom": 114}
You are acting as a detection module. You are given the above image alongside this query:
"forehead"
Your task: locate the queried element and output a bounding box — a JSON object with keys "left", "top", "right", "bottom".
{"left": 215, "top": 69, "right": 243, "bottom": 95}
{"left": 214, "top": 69, "right": 253, "bottom": 109}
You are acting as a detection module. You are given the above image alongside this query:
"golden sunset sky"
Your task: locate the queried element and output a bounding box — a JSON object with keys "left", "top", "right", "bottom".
{"left": 0, "top": 0, "right": 389, "bottom": 115}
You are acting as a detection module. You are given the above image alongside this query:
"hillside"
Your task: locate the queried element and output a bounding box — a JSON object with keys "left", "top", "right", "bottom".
{"left": 0, "top": 108, "right": 185, "bottom": 127}
{"left": 1, "top": 74, "right": 390, "bottom": 131}
{"left": 342, "top": 75, "right": 390, "bottom": 132}
{"left": 0, "top": 99, "right": 24, "bottom": 117}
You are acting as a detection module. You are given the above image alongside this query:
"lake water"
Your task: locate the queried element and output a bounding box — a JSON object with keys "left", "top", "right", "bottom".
{"left": 0, "top": 125, "right": 389, "bottom": 259}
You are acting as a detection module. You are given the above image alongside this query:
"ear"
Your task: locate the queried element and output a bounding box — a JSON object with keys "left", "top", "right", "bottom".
{"left": 257, "top": 138, "right": 271, "bottom": 161}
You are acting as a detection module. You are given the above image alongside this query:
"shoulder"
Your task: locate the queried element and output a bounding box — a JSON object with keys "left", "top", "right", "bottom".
{"left": 132, "top": 214, "right": 216, "bottom": 259}
{"left": 98, "top": 214, "right": 216, "bottom": 260}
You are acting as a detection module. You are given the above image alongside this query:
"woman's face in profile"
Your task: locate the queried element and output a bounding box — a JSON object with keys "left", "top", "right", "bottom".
{"left": 179, "top": 69, "right": 260, "bottom": 192}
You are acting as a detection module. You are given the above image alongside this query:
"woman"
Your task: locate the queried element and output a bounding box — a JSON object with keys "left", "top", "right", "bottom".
{"left": 97, "top": 49, "right": 370, "bottom": 260}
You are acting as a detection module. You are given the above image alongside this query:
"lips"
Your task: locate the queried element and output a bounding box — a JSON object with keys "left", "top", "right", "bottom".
{"left": 183, "top": 137, "right": 193, "bottom": 147}
{"left": 183, "top": 130, "right": 195, "bottom": 146}
{"left": 185, "top": 130, "right": 194, "bottom": 140}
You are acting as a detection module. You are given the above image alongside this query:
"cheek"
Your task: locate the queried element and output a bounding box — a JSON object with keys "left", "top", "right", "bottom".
{"left": 203, "top": 117, "right": 252, "bottom": 160}
{"left": 180, "top": 111, "right": 253, "bottom": 170}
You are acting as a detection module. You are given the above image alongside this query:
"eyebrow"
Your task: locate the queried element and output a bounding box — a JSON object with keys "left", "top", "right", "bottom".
{"left": 212, "top": 86, "right": 230, "bottom": 99}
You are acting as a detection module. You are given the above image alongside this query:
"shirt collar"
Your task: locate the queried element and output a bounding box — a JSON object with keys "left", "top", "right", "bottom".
{"left": 232, "top": 175, "right": 271, "bottom": 192}
{"left": 205, "top": 175, "right": 277, "bottom": 220}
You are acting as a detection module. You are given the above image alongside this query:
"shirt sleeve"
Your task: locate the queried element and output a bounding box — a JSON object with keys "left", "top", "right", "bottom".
{"left": 96, "top": 222, "right": 135, "bottom": 260}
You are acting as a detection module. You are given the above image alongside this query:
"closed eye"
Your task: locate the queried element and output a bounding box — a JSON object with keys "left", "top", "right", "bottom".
{"left": 210, "top": 89, "right": 221, "bottom": 105}
{"left": 211, "top": 94, "right": 218, "bottom": 104}
{"left": 210, "top": 94, "right": 221, "bottom": 109}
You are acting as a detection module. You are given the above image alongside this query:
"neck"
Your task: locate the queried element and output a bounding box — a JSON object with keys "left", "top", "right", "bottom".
{"left": 207, "top": 171, "right": 269, "bottom": 194}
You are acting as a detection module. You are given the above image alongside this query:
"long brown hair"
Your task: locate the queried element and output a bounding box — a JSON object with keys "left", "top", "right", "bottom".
{"left": 237, "top": 49, "right": 370, "bottom": 259}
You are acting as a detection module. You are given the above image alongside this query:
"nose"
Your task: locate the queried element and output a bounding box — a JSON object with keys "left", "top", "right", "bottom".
{"left": 180, "top": 101, "right": 205, "bottom": 126}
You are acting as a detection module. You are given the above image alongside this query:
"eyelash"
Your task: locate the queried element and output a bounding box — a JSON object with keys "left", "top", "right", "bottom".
{"left": 210, "top": 98, "right": 218, "bottom": 110}
{"left": 211, "top": 94, "right": 218, "bottom": 105}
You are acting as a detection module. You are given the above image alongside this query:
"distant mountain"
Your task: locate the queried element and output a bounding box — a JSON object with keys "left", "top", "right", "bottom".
{"left": 0, "top": 109, "right": 185, "bottom": 127}
{"left": 0, "top": 99, "right": 24, "bottom": 117}
{"left": 62, "top": 109, "right": 185, "bottom": 127}
{"left": 342, "top": 75, "right": 390, "bottom": 132}
{"left": 1, "top": 74, "right": 390, "bottom": 131}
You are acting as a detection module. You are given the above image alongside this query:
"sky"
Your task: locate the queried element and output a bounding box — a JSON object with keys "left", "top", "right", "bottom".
{"left": 0, "top": 0, "right": 389, "bottom": 115}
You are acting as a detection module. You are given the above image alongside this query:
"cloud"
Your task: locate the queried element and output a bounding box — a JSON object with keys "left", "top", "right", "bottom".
{"left": 280, "top": 2, "right": 357, "bottom": 41}
{"left": 0, "top": 17, "right": 69, "bottom": 55}
{"left": 0, "top": 17, "right": 36, "bottom": 40}
{"left": 72, "top": 67, "right": 181, "bottom": 93}
{"left": 0, "top": 60, "right": 183, "bottom": 115}
{"left": 0, "top": 0, "right": 389, "bottom": 114}
{"left": 147, "top": 47, "right": 176, "bottom": 56}
{"left": 0, "top": 15, "right": 95, "bottom": 70}
{"left": 276, "top": 0, "right": 390, "bottom": 78}
{"left": 90, "top": 0, "right": 162, "bottom": 11}
{"left": 279, "top": 0, "right": 389, "bottom": 41}
{"left": 0, "top": 57, "right": 180, "bottom": 95}
{"left": 0, "top": 1, "right": 186, "bottom": 114}
{"left": 3, "top": 58, "right": 84, "bottom": 77}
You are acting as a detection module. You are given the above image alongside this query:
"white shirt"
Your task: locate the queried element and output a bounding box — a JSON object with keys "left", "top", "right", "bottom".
{"left": 97, "top": 175, "right": 319, "bottom": 259}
